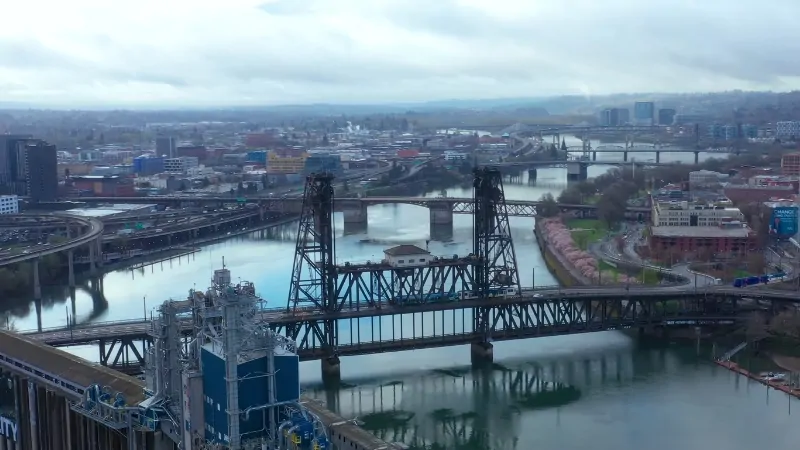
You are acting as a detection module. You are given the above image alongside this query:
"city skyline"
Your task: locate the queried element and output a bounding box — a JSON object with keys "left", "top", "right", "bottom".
{"left": 1, "top": 0, "right": 800, "bottom": 107}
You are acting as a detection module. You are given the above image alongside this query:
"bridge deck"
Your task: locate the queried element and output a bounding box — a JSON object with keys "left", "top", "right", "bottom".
{"left": 0, "top": 331, "right": 144, "bottom": 403}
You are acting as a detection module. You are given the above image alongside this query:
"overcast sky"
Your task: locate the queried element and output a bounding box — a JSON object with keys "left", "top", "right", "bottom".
{"left": 2, "top": 0, "right": 799, "bottom": 107}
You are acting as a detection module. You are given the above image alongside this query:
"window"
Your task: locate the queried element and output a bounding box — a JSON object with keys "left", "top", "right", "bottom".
{"left": 398, "top": 260, "right": 404, "bottom": 263}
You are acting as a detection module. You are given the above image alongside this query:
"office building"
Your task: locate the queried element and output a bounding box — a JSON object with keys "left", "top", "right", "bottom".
{"left": 0, "top": 195, "right": 18, "bottom": 215}
{"left": 164, "top": 156, "right": 199, "bottom": 174}
{"left": 304, "top": 154, "right": 342, "bottom": 175}
{"left": 776, "top": 121, "right": 800, "bottom": 139}
{"left": 649, "top": 225, "right": 755, "bottom": 257}
{"left": 672, "top": 114, "right": 708, "bottom": 126}
{"left": 599, "top": 108, "right": 629, "bottom": 127}
{"left": 633, "top": 102, "right": 655, "bottom": 126}
{"left": 782, "top": 153, "right": 800, "bottom": 177}
{"left": 0, "top": 134, "right": 32, "bottom": 195}
{"left": 24, "top": 141, "right": 58, "bottom": 203}
{"left": 618, "top": 108, "right": 629, "bottom": 126}
{"left": 246, "top": 150, "right": 268, "bottom": 164}
{"left": 133, "top": 155, "right": 165, "bottom": 176}
{"left": 652, "top": 200, "right": 744, "bottom": 227}
{"left": 267, "top": 152, "right": 307, "bottom": 174}
{"left": 155, "top": 136, "right": 177, "bottom": 158}
{"left": 658, "top": 108, "right": 676, "bottom": 126}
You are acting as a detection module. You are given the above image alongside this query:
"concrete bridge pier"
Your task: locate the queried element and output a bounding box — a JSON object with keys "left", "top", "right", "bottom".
{"left": 88, "top": 242, "right": 97, "bottom": 275}
{"left": 95, "top": 238, "right": 103, "bottom": 269}
{"left": 566, "top": 162, "right": 588, "bottom": 182}
{"left": 592, "top": 152, "right": 597, "bottom": 161}
{"left": 321, "top": 355, "right": 341, "bottom": 386}
{"left": 471, "top": 342, "right": 494, "bottom": 365}
{"left": 32, "top": 258, "right": 41, "bottom": 302}
{"left": 656, "top": 152, "right": 661, "bottom": 164}
{"left": 528, "top": 168, "right": 537, "bottom": 181}
{"left": 623, "top": 151, "right": 628, "bottom": 162}
{"left": 342, "top": 221, "right": 367, "bottom": 235}
{"left": 342, "top": 201, "right": 368, "bottom": 227}
{"left": 67, "top": 249, "right": 75, "bottom": 288}
{"left": 429, "top": 204, "right": 453, "bottom": 235}
{"left": 694, "top": 151, "right": 700, "bottom": 164}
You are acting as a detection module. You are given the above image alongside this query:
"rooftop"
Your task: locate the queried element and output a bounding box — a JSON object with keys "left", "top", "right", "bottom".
{"left": 651, "top": 226, "right": 751, "bottom": 238}
{"left": 0, "top": 330, "right": 144, "bottom": 403}
{"left": 383, "top": 244, "right": 430, "bottom": 256}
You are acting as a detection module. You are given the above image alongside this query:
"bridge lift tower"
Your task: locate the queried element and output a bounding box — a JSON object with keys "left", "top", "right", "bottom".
{"left": 471, "top": 167, "right": 521, "bottom": 364}
{"left": 287, "top": 172, "right": 339, "bottom": 381}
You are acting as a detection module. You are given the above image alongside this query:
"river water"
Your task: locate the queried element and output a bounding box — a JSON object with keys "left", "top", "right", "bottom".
{"left": 11, "top": 146, "right": 800, "bottom": 449}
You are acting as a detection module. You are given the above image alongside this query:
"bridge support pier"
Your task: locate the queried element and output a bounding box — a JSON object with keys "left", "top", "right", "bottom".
{"left": 429, "top": 204, "right": 453, "bottom": 236}
{"left": 342, "top": 201, "right": 368, "bottom": 226}
{"left": 694, "top": 151, "right": 700, "bottom": 164}
{"left": 623, "top": 151, "right": 628, "bottom": 162}
{"left": 592, "top": 152, "right": 597, "bottom": 161}
{"left": 656, "top": 152, "right": 661, "bottom": 164}
{"left": 566, "top": 162, "right": 588, "bottom": 182}
{"left": 95, "top": 238, "right": 103, "bottom": 269}
{"left": 527, "top": 168, "right": 537, "bottom": 181}
{"left": 321, "top": 356, "right": 341, "bottom": 385}
{"left": 32, "top": 258, "right": 41, "bottom": 301}
{"left": 470, "top": 342, "right": 494, "bottom": 365}
{"left": 67, "top": 249, "right": 75, "bottom": 288}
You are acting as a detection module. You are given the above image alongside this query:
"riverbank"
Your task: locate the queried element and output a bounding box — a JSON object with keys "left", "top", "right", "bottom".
{"left": 534, "top": 220, "right": 583, "bottom": 286}
{"left": 716, "top": 359, "right": 800, "bottom": 399}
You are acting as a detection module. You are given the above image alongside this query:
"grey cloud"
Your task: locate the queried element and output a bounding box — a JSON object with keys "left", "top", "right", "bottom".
{"left": 1, "top": 0, "right": 800, "bottom": 106}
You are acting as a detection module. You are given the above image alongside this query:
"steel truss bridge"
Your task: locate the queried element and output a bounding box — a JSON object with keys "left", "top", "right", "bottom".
{"left": 63, "top": 195, "right": 649, "bottom": 218}
{"left": 21, "top": 286, "right": 792, "bottom": 373}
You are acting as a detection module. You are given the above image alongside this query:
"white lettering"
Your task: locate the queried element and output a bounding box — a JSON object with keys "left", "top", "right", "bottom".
{"left": 0, "top": 417, "right": 17, "bottom": 442}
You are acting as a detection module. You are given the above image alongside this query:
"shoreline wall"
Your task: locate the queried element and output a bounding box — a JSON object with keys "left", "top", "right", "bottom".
{"left": 534, "top": 220, "right": 583, "bottom": 287}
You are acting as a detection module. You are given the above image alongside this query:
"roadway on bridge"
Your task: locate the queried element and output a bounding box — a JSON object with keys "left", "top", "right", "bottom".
{"left": 21, "top": 285, "right": 799, "bottom": 347}
{"left": 0, "top": 213, "right": 104, "bottom": 267}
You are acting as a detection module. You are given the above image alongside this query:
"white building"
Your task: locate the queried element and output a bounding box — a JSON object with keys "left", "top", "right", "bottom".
{"left": 444, "top": 151, "right": 468, "bottom": 161}
{"left": 689, "top": 170, "right": 727, "bottom": 187}
{"left": 383, "top": 245, "right": 431, "bottom": 268}
{"left": 652, "top": 200, "right": 743, "bottom": 227}
{"left": 775, "top": 121, "right": 800, "bottom": 139}
{"left": 0, "top": 195, "right": 19, "bottom": 215}
{"left": 164, "top": 157, "right": 199, "bottom": 174}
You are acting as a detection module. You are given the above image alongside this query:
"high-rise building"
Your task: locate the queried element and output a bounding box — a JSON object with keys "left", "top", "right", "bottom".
{"left": 618, "top": 108, "right": 630, "bottom": 125}
{"left": 0, "top": 134, "right": 32, "bottom": 195}
{"left": 775, "top": 121, "right": 800, "bottom": 139}
{"left": 633, "top": 102, "right": 655, "bottom": 126}
{"left": 658, "top": 108, "right": 676, "bottom": 126}
{"left": 24, "top": 141, "right": 58, "bottom": 202}
{"left": 599, "top": 108, "right": 628, "bottom": 126}
{"left": 0, "top": 195, "right": 18, "bottom": 215}
{"left": 155, "top": 136, "right": 177, "bottom": 158}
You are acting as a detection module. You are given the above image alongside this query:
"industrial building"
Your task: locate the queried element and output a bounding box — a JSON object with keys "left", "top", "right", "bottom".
{"left": 0, "top": 195, "right": 18, "bottom": 214}
{"left": 71, "top": 175, "right": 135, "bottom": 197}
{"left": 145, "top": 267, "right": 335, "bottom": 450}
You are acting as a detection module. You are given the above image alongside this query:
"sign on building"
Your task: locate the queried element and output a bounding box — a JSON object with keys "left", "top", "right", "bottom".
{"left": 770, "top": 206, "right": 799, "bottom": 238}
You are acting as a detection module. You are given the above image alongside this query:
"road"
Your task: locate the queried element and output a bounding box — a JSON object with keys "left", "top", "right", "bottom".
{"left": 0, "top": 213, "right": 104, "bottom": 267}
{"left": 20, "top": 284, "right": 800, "bottom": 346}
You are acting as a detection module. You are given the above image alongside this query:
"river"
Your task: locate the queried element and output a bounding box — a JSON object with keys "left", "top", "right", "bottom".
{"left": 10, "top": 148, "right": 800, "bottom": 449}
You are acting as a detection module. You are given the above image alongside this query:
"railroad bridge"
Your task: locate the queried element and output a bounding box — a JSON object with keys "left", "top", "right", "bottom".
{"left": 1, "top": 169, "right": 788, "bottom": 450}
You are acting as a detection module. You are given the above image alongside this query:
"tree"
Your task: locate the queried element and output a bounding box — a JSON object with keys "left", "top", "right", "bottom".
{"left": 537, "top": 193, "right": 560, "bottom": 218}
{"left": 596, "top": 188, "right": 627, "bottom": 228}
{"left": 557, "top": 189, "right": 582, "bottom": 205}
